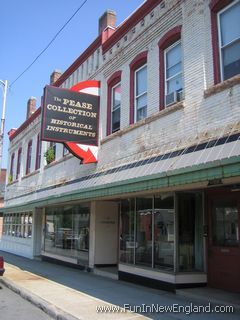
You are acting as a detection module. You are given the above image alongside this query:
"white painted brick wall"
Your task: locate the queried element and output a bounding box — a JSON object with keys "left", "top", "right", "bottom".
{"left": 5, "top": 0, "right": 240, "bottom": 207}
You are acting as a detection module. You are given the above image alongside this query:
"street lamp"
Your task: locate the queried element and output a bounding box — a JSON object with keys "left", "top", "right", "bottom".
{"left": 0, "top": 80, "right": 8, "bottom": 172}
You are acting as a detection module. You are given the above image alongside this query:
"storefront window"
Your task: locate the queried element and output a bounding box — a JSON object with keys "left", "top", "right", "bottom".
{"left": 135, "top": 197, "right": 153, "bottom": 267}
{"left": 73, "top": 205, "right": 90, "bottom": 264}
{"left": 120, "top": 199, "right": 135, "bottom": 264}
{"left": 120, "top": 192, "right": 204, "bottom": 274}
{"left": 154, "top": 195, "right": 174, "bottom": 271}
{"left": 9, "top": 214, "right": 12, "bottom": 236}
{"left": 55, "top": 207, "right": 72, "bottom": 250}
{"left": 2, "top": 212, "right": 32, "bottom": 238}
{"left": 44, "top": 204, "right": 90, "bottom": 264}
{"left": 178, "top": 192, "right": 203, "bottom": 272}
{"left": 45, "top": 210, "right": 56, "bottom": 253}
{"left": 120, "top": 194, "right": 175, "bottom": 271}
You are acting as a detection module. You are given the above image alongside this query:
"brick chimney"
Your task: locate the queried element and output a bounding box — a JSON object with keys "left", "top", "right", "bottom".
{"left": 99, "top": 10, "right": 116, "bottom": 42}
{"left": 8, "top": 128, "right": 16, "bottom": 138}
{"left": 26, "top": 97, "right": 36, "bottom": 119}
{"left": 50, "top": 69, "right": 62, "bottom": 85}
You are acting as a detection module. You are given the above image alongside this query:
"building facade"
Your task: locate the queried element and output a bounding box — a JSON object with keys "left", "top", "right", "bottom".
{"left": 1, "top": 0, "right": 240, "bottom": 293}
{"left": 0, "top": 169, "right": 7, "bottom": 238}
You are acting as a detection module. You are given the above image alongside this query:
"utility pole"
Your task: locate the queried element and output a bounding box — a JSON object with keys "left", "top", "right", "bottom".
{"left": 0, "top": 80, "right": 8, "bottom": 173}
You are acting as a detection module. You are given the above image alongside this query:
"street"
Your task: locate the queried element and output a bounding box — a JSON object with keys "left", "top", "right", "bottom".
{"left": 0, "top": 284, "right": 52, "bottom": 320}
{"left": 1, "top": 250, "right": 240, "bottom": 320}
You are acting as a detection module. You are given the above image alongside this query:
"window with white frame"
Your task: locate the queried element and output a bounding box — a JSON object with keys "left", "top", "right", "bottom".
{"left": 111, "top": 82, "right": 121, "bottom": 133}
{"left": 16, "top": 148, "right": 22, "bottom": 179}
{"left": 63, "top": 145, "right": 69, "bottom": 156}
{"left": 10, "top": 153, "right": 15, "bottom": 182}
{"left": 218, "top": 0, "right": 240, "bottom": 81}
{"left": 135, "top": 64, "right": 147, "bottom": 122}
{"left": 26, "top": 140, "right": 32, "bottom": 175}
{"left": 35, "top": 134, "right": 41, "bottom": 170}
{"left": 3, "top": 212, "right": 32, "bottom": 238}
{"left": 50, "top": 141, "right": 56, "bottom": 160}
{"left": 164, "top": 40, "right": 183, "bottom": 106}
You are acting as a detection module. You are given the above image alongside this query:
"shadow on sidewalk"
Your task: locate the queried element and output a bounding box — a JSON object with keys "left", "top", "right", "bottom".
{"left": 1, "top": 251, "right": 240, "bottom": 320}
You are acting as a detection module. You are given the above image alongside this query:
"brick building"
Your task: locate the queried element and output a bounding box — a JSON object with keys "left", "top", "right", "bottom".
{"left": 0, "top": 169, "right": 7, "bottom": 238}
{"left": 1, "top": 0, "right": 240, "bottom": 292}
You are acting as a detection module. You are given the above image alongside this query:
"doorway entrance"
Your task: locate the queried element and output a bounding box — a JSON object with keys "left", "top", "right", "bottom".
{"left": 207, "top": 190, "right": 240, "bottom": 293}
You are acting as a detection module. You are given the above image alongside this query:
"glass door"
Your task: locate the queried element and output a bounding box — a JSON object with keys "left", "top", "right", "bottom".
{"left": 208, "top": 194, "right": 240, "bottom": 292}
{"left": 177, "top": 192, "right": 204, "bottom": 272}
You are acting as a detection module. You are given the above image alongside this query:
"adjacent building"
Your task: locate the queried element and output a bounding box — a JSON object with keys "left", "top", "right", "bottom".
{"left": 1, "top": 0, "right": 240, "bottom": 293}
{"left": 0, "top": 169, "right": 7, "bottom": 238}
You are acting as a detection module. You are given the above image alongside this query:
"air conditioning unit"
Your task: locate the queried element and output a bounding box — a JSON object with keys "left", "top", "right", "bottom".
{"left": 165, "top": 90, "right": 183, "bottom": 107}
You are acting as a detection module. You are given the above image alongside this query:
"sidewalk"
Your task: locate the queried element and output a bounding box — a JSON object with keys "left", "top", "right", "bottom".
{"left": 0, "top": 251, "right": 239, "bottom": 320}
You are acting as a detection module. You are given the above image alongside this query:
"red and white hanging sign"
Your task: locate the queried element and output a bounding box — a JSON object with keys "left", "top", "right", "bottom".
{"left": 65, "top": 80, "right": 100, "bottom": 163}
{"left": 42, "top": 80, "right": 100, "bottom": 164}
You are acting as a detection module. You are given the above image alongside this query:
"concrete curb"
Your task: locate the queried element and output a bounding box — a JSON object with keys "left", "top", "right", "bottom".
{"left": 0, "top": 278, "right": 81, "bottom": 320}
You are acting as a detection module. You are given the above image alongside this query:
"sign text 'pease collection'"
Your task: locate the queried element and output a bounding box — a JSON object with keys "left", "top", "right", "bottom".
{"left": 41, "top": 86, "right": 99, "bottom": 146}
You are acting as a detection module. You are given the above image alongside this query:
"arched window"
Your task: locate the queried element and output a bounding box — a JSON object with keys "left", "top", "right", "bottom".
{"left": 10, "top": 153, "right": 15, "bottom": 180}
{"left": 129, "top": 51, "right": 148, "bottom": 124}
{"left": 210, "top": 0, "right": 240, "bottom": 83}
{"left": 158, "top": 26, "right": 183, "bottom": 110}
{"left": 107, "top": 71, "right": 122, "bottom": 135}
{"left": 16, "top": 148, "right": 22, "bottom": 179}
{"left": 35, "top": 134, "right": 41, "bottom": 170}
{"left": 26, "top": 140, "right": 32, "bottom": 175}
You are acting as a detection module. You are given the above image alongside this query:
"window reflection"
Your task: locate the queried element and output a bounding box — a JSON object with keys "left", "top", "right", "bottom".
{"left": 154, "top": 195, "right": 174, "bottom": 271}
{"left": 135, "top": 197, "right": 153, "bottom": 267}
{"left": 120, "top": 194, "right": 175, "bottom": 272}
{"left": 2, "top": 212, "right": 32, "bottom": 238}
{"left": 44, "top": 204, "right": 90, "bottom": 264}
{"left": 178, "top": 193, "right": 203, "bottom": 272}
{"left": 213, "top": 201, "right": 239, "bottom": 246}
{"left": 120, "top": 199, "right": 135, "bottom": 264}
{"left": 120, "top": 192, "right": 204, "bottom": 274}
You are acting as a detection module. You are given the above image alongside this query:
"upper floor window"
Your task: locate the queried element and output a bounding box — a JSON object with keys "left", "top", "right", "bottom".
{"left": 26, "top": 140, "right": 32, "bottom": 175}
{"left": 63, "top": 145, "right": 69, "bottom": 156}
{"left": 35, "top": 134, "right": 41, "bottom": 170}
{"left": 130, "top": 51, "right": 148, "bottom": 124}
{"left": 45, "top": 142, "right": 56, "bottom": 165}
{"left": 210, "top": 0, "right": 240, "bottom": 83}
{"left": 135, "top": 64, "right": 147, "bottom": 122}
{"left": 16, "top": 148, "right": 22, "bottom": 180}
{"left": 111, "top": 83, "right": 121, "bottom": 133}
{"left": 158, "top": 26, "right": 183, "bottom": 109}
{"left": 107, "top": 71, "right": 122, "bottom": 135}
{"left": 164, "top": 41, "right": 183, "bottom": 106}
{"left": 50, "top": 142, "right": 56, "bottom": 161}
{"left": 218, "top": 0, "right": 240, "bottom": 81}
{"left": 10, "top": 153, "right": 15, "bottom": 181}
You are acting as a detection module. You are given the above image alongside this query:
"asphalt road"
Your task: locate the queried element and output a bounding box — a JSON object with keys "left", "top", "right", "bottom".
{"left": 0, "top": 283, "right": 52, "bottom": 320}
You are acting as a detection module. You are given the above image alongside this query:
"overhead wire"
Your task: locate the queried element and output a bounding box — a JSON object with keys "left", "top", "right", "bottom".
{"left": 10, "top": 0, "right": 89, "bottom": 88}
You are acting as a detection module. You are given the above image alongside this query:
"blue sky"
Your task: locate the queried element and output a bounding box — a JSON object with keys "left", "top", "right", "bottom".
{"left": 0, "top": 0, "right": 144, "bottom": 168}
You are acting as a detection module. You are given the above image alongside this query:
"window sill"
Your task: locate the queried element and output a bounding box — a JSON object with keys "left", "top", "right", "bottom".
{"left": 101, "top": 101, "right": 184, "bottom": 145}
{"left": 7, "top": 179, "right": 19, "bottom": 187}
{"left": 44, "top": 153, "right": 73, "bottom": 170}
{"left": 119, "top": 262, "right": 174, "bottom": 275}
{"left": 22, "top": 169, "right": 40, "bottom": 180}
{"left": 204, "top": 74, "right": 240, "bottom": 98}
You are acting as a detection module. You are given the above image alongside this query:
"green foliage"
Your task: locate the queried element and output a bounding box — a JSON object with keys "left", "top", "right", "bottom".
{"left": 8, "top": 175, "right": 12, "bottom": 183}
{"left": 44, "top": 146, "right": 55, "bottom": 164}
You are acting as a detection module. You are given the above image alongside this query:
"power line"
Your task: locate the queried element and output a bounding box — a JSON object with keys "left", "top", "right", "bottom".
{"left": 10, "top": 0, "right": 89, "bottom": 88}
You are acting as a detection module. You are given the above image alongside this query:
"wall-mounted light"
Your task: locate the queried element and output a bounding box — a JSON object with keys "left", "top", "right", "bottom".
{"left": 231, "top": 184, "right": 240, "bottom": 192}
{"left": 207, "top": 179, "right": 222, "bottom": 186}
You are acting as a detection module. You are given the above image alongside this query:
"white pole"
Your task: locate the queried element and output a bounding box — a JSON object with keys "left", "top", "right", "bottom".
{"left": 0, "top": 80, "right": 8, "bottom": 172}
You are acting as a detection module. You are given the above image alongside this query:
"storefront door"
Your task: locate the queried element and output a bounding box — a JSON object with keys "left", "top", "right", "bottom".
{"left": 208, "top": 192, "right": 240, "bottom": 293}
